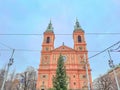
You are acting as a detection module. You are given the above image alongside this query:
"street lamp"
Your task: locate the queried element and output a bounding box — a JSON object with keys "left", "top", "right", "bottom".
{"left": 1, "top": 49, "right": 15, "bottom": 90}
{"left": 84, "top": 54, "right": 91, "bottom": 90}
{"left": 108, "top": 50, "right": 120, "bottom": 90}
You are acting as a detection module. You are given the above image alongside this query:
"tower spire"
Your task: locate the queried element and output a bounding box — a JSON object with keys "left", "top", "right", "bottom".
{"left": 46, "top": 19, "right": 54, "bottom": 32}
{"left": 74, "top": 18, "right": 83, "bottom": 31}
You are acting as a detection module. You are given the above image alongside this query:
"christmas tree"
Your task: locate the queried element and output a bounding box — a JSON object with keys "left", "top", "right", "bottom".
{"left": 52, "top": 55, "right": 68, "bottom": 90}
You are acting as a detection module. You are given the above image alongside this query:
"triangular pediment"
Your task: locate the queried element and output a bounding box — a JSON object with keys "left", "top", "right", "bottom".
{"left": 52, "top": 45, "right": 76, "bottom": 52}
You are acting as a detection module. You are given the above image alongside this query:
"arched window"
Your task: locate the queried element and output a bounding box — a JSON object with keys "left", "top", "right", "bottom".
{"left": 74, "top": 82, "right": 76, "bottom": 85}
{"left": 46, "top": 37, "right": 50, "bottom": 43}
{"left": 78, "top": 36, "right": 81, "bottom": 43}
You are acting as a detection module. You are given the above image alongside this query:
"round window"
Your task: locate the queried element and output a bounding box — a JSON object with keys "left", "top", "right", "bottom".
{"left": 63, "top": 56, "right": 67, "bottom": 61}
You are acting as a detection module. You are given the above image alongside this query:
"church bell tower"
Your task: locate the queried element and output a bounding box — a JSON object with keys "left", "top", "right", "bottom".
{"left": 73, "top": 18, "right": 87, "bottom": 52}
{"left": 42, "top": 20, "right": 55, "bottom": 52}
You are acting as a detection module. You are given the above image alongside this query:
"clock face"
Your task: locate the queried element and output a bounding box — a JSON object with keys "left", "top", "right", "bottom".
{"left": 63, "top": 56, "right": 67, "bottom": 61}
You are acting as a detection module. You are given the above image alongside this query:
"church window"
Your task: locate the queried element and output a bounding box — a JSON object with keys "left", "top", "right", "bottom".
{"left": 78, "top": 35, "right": 81, "bottom": 43}
{"left": 43, "top": 75, "right": 46, "bottom": 78}
{"left": 74, "top": 82, "right": 76, "bottom": 85}
{"left": 46, "top": 37, "right": 50, "bottom": 43}
{"left": 73, "top": 75, "right": 75, "bottom": 78}
{"left": 83, "top": 75, "right": 86, "bottom": 78}
{"left": 83, "top": 65, "right": 86, "bottom": 69}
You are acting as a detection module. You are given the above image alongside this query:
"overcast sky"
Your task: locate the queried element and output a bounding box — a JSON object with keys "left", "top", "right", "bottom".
{"left": 0, "top": 0, "right": 120, "bottom": 80}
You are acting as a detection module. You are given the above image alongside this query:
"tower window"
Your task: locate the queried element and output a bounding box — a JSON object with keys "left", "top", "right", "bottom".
{"left": 46, "top": 37, "right": 50, "bottom": 43}
{"left": 78, "top": 36, "right": 81, "bottom": 43}
{"left": 43, "top": 75, "right": 46, "bottom": 78}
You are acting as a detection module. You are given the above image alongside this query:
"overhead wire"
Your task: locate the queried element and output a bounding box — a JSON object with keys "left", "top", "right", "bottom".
{"left": 0, "top": 41, "right": 120, "bottom": 60}
{"left": 0, "top": 49, "right": 120, "bottom": 52}
{"left": 0, "top": 34, "right": 42, "bottom": 36}
{"left": 88, "top": 41, "right": 120, "bottom": 59}
{"left": 0, "top": 33, "right": 120, "bottom": 36}
{"left": 14, "top": 49, "right": 41, "bottom": 52}
{"left": 110, "top": 45, "right": 120, "bottom": 51}
{"left": 0, "top": 42, "right": 13, "bottom": 50}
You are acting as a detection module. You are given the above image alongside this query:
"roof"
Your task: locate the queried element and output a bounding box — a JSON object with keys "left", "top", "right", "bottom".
{"left": 74, "top": 18, "right": 84, "bottom": 32}
{"left": 51, "top": 45, "right": 77, "bottom": 52}
{"left": 45, "top": 20, "right": 54, "bottom": 33}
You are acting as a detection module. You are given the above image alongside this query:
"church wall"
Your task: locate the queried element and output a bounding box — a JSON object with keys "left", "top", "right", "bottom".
{"left": 37, "top": 20, "right": 92, "bottom": 90}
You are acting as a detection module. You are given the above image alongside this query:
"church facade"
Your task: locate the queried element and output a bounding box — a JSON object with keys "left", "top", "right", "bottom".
{"left": 36, "top": 19, "right": 92, "bottom": 90}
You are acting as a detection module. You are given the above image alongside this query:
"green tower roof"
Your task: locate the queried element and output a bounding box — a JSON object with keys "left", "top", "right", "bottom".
{"left": 74, "top": 18, "right": 84, "bottom": 32}
{"left": 45, "top": 20, "right": 54, "bottom": 33}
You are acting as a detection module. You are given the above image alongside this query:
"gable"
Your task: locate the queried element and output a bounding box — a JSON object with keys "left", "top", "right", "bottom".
{"left": 51, "top": 45, "right": 76, "bottom": 52}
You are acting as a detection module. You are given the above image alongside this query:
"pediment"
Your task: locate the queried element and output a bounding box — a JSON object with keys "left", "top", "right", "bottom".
{"left": 52, "top": 45, "right": 76, "bottom": 52}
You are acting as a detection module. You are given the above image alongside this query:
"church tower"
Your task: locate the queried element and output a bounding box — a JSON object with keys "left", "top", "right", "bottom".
{"left": 73, "top": 19, "right": 92, "bottom": 89}
{"left": 36, "top": 21, "right": 55, "bottom": 90}
{"left": 42, "top": 20, "right": 55, "bottom": 52}
{"left": 73, "top": 18, "right": 86, "bottom": 51}
{"left": 37, "top": 19, "right": 92, "bottom": 90}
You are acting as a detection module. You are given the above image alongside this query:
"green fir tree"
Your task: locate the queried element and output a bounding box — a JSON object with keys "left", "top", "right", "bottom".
{"left": 52, "top": 55, "right": 68, "bottom": 90}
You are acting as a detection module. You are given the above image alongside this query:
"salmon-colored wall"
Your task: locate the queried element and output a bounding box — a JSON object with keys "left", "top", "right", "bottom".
{"left": 36, "top": 30, "right": 92, "bottom": 90}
